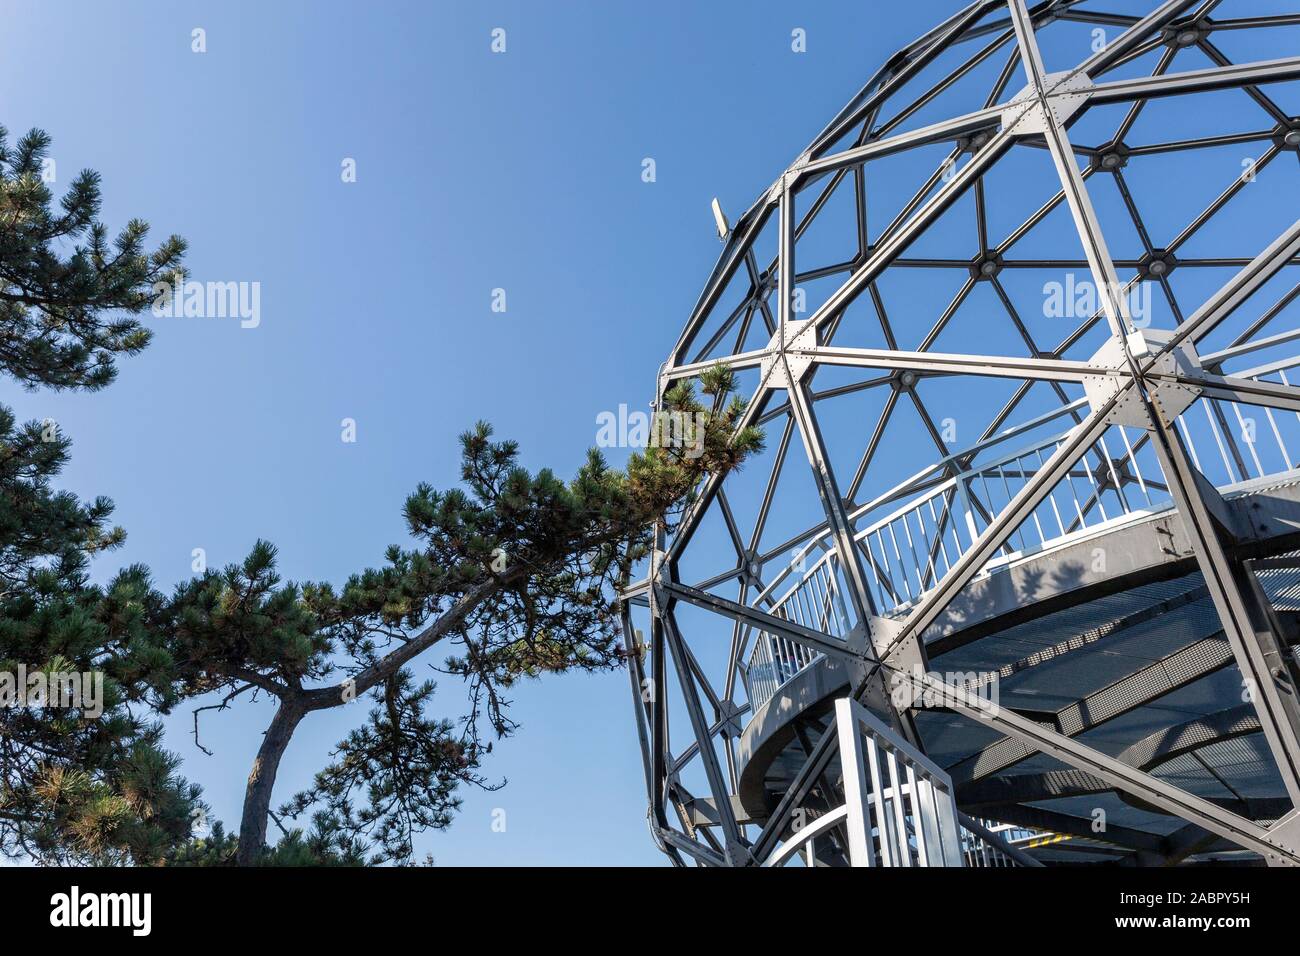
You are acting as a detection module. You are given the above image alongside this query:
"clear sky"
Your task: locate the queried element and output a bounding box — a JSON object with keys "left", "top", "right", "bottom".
{"left": 3, "top": 0, "right": 1297, "bottom": 866}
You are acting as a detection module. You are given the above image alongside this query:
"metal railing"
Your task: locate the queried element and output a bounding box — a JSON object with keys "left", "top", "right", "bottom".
{"left": 764, "top": 697, "right": 967, "bottom": 867}
{"left": 746, "top": 628, "right": 821, "bottom": 713}
{"left": 962, "top": 818, "right": 1039, "bottom": 867}
{"left": 744, "top": 351, "right": 1300, "bottom": 713}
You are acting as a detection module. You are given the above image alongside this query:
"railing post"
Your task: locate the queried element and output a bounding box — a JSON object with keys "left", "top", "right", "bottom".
{"left": 834, "top": 698, "right": 877, "bottom": 867}
{"left": 914, "top": 773, "right": 945, "bottom": 867}
{"left": 956, "top": 473, "right": 980, "bottom": 548}
{"left": 934, "top": 782, "right": 965, "bottom": 866}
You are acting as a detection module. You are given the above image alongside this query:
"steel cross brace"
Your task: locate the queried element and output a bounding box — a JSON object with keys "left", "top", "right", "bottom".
{"left": 892, "top": 665, "right": 1300, "bottom": 865}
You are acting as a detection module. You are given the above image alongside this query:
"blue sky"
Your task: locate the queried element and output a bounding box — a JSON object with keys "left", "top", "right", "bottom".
{"left": 3, "top": 0, "right": 1298, "bottom": 865}
{"left": 0, "top": 0, "right": 985, "bottom": 865}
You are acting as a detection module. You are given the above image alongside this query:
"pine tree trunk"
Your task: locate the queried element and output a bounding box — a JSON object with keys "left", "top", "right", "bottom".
{"left": 236, "top": 697, "right": 306, "bottom": 865}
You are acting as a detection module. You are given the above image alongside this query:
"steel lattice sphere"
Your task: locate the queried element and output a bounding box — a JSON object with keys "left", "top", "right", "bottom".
{"left": 621, "top": 0, "right": 1300, "bottom": 867}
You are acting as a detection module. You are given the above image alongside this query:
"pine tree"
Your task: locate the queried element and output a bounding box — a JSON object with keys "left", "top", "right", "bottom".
{"left": 0, "top": 126, "right": 185, "bottom": 390}
{"left": 0, "top": 126, "right": 200, "bottom": 863}
{"left": 170, "top": 369, "right": 763, "bottom": 864}
{"left": 0, "top": 122, "right": 763, "bottom": 867}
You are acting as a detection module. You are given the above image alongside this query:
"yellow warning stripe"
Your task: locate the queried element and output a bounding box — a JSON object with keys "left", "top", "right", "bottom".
{"left": 1027, "top": 833, "right": 1072, "bottom": 848}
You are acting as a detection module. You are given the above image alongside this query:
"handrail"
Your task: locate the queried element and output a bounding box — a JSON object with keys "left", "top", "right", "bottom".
{"left": 746, "top": 361, "right": 1300, "bottom": 712}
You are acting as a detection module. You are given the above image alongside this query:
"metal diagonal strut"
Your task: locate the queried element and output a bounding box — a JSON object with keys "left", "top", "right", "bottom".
{"left": 1145, "top": 418, "right": 1300, "bottom": 808}
{"left": 892, "top": 667, "right": 1300, "bottom": 865}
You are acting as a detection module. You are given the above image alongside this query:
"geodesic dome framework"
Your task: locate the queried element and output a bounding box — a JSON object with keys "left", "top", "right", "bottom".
{"left": 619, "top": 0, "right": 1300, "bottom": 866}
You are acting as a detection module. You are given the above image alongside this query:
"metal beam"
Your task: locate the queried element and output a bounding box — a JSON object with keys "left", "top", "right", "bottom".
{"left": 803, "top": 345, "right": 1098, "bottom": 382}
{"left": 949, "top": 633, "right": 1232, "bottom": 786}
{"left": 661, "top": 580, "right": 852, "bottom": 662}
{"left": 1078, "top": 0, "right": 1202, "bottom": 78}
{"left": 1010, "top": 0, "right": 1131, "bottom": 339}
{"left": 1164, "top": 218, "right": 1300, "bottom": 351}
{"left": 663, "top": 612, "right": 747, "bottom": 861}
{"left": 1088, "top": 56, "right": 1300, "bottom": 104}
{"left": 1145, "top": 421, "right": 1300, "bottom": 808}
{"left": 894, "top": 665, "right": 1300, "bottom": 863}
